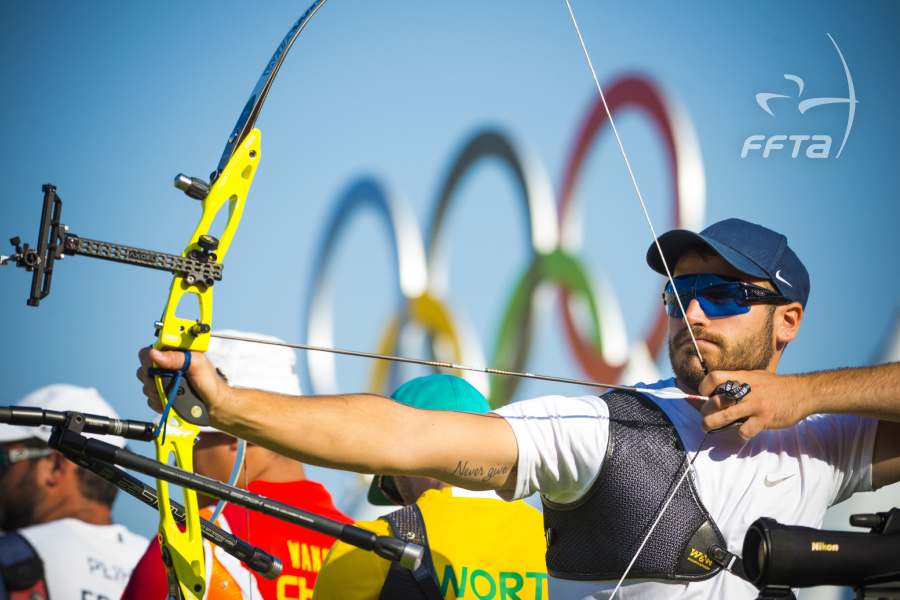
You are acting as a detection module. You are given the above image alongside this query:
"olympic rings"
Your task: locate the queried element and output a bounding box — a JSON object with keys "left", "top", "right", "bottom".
{"left": 490, "top": 248, "right": 609, "bottom": 407}
{"left": 303, "top": 75, "right": 706, "bottom": 408}
{"left": 366, "top": 294, "right": 480, "bottom": 395}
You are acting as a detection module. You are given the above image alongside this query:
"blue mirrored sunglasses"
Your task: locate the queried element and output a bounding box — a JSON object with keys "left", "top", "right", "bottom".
{"left": 662, "top": 274, "right": 790, "bottom": 319}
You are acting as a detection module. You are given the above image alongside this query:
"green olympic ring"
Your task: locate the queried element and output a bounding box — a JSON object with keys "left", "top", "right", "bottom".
{"left": 489, "top": 248, "right": 604, "bottom": 408}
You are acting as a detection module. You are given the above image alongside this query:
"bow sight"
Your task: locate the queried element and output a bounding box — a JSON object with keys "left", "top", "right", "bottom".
{"left": 743, "top": 510, "right": 900, "bottom": 599}
{"left": 2, "top": 182, "right": 221, "bottom": 318}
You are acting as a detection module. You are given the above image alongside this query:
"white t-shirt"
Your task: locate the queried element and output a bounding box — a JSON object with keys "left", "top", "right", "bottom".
{"left": 493, "top": 377, "right": 879, "bottom": 600}
{"left": 18, "top": 518, "right": 148, "bottom": 600}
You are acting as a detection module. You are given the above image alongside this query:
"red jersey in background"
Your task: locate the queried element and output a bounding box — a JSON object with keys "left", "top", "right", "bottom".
{"left": 120, "top": 479, "right": 352, "bottom": 600}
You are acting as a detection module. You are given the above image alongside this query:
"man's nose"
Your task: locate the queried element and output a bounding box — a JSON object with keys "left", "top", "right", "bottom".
{"left": 684, "top": 298, "right": 709, "bottom": 325}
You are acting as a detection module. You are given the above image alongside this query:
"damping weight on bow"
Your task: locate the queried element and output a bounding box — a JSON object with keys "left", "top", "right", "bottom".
{"left": 174, "top": 173, "right": 211, "bottom": 200}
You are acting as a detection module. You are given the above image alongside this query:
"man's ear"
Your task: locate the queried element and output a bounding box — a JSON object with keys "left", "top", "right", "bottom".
{"left": 776, "top": 303, "right": 803, "bottom": 345}
{"left": 41, "top": 451, "right": 71, "bottom": 488}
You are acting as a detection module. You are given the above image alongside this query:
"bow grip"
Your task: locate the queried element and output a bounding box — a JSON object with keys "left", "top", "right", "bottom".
{"left": 155, "top": 371, "right": 210, "bottom": 427}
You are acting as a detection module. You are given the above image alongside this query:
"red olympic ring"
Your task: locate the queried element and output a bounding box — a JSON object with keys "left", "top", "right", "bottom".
{"left": 557, "top": 75, "right": 705, "bottom": 384}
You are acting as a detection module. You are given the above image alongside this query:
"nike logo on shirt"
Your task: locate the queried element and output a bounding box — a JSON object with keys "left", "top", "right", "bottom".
{"left": 764, "top": 474, "right": 795, "bottom": 487}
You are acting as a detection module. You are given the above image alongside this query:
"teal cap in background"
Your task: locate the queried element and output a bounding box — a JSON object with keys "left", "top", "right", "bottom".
{"left": 368, "top": 374, "right": 489, "bottom": 505}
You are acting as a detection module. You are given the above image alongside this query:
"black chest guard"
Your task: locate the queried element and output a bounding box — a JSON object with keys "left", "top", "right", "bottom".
{"left": 378, "top": 504, "right": 444, "bottom": 600}
{"left": 541, "top": 389, "right": 742, "bottom": 582}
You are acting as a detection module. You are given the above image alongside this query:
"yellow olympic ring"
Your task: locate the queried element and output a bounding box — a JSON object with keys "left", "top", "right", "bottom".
{"left": 367, "top": 294, "right": 466, "bottom": 394}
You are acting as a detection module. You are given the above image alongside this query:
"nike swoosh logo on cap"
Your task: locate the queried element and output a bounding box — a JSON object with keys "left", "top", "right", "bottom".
{"left": 764, "top": 474, "right": 795, "bottom": 487}
{"left": 775, "top": 270, "right": 793, "bottom": 287}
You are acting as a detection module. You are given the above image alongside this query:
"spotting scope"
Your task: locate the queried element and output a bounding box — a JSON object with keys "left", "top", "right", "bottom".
{"left": 742, "top": 508, "right": 900, "bottom": 599}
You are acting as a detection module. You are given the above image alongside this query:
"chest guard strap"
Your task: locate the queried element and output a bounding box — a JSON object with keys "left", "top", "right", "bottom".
{"left": 379, "top": 504, "right": 444, "bottom": 600}
{"left": 0, "top": 532, "right": 49, "bottom": 600}
{"left": 541, "top": 389, "right": 745, "bottom": 583}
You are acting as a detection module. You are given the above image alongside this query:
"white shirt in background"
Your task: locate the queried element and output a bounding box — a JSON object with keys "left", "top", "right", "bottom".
{"left": 18, "top": 518, "right": 148, "bottom": 600}
{"left": 493, "top": 377, "right": 878, "bottom": 600}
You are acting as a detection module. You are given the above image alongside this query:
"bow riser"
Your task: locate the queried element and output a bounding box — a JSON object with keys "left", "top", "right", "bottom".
{"left": 155, "top": 131, "right": 260, "bottom": 351}
{"left": 153, "top": 130, "right": 261, "bottom": 599}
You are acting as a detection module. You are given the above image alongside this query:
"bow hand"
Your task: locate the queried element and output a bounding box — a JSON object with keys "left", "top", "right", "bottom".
{"left": 138, "top": 347, "right": 222, "bottom": 418}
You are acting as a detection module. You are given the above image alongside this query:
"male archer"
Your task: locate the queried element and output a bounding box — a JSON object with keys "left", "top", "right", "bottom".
{"left": 137, "top": 219, "right": 900, "bottom": 599}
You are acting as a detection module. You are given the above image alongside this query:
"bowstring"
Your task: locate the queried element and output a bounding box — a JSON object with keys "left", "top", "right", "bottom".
{"left": 562, "top": 1, "right": 711, "bottom": 596}
{"left": 610, "top": 432, "right": 711, "bottom": 596}
{"left": 209, "top": 438, "right": 247, "bottom": 524}
{"left": 562, "top": 0, "right": 706, "bottom": 375}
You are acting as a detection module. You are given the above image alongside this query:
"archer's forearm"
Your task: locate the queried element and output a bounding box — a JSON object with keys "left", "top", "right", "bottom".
{"left": 803, "top": 362, "right": 900, "bottom": 421}
{"left": 209, "top": 390, "right": 421, "bottom": 472}
{"left": 206, "top": 389, "right": 520, "bottom": 491}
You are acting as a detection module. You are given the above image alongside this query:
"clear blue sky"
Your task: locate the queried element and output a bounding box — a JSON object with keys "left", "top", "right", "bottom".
{"left": 1, "top": 1, "right": 898, "bottom": 537}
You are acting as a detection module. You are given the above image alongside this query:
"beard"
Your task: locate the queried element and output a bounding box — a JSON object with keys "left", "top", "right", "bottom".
{"left": 668, "top": 307, "right": 776, "bottom": 394}
{"left": 0, "top": 466, "right": 41, "bottom": 531}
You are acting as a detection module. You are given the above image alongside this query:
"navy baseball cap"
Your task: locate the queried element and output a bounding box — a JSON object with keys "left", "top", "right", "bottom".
{"left": 646, "top": 218, "right": 810, "bottom": 309}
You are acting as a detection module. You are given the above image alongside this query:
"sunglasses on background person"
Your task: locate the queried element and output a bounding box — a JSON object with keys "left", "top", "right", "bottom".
{"left": 0, "top": 445, "right": 54, "bottom": 478}
{"left": 663, "top": 273, "right": 791, "bottom": 319}
{"left": 376, "top": 475, "right": 406, "bottom": 506}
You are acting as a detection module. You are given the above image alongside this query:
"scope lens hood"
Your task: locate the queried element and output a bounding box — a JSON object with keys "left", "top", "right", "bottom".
{"left": 743, "top": 517, "right": 776, "bottom": 585}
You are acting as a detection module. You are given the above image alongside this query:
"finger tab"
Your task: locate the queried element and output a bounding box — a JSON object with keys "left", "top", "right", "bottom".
{"left": 715, "top": 381, "right": 751, "bottom": 403}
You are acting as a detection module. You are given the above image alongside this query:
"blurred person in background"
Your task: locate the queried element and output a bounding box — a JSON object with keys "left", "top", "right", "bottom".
{"left": 0, "top": 384, "right": 148, "bottom": 600}
{"left": 122, "top": 330, "right": 352, "bottom": 600}
{"left": 313, "top": 375, "right": 548, "bottom": 600}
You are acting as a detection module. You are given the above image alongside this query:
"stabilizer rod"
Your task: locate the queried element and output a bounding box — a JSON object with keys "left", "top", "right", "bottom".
{"left": 0, "top": 406, "right": 283, "bottom": 579}
{"left": 55, "top": 444, "right": 283, "bottom": 580}
{"left": 0, "top": 406, "right": 156, "bottom": 442}
{"left": 55, "top": 429, "right": 424, "bottom": 571}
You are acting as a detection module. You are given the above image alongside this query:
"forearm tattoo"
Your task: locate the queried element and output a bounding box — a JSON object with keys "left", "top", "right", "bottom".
{"left": 451, "top": 460, "right": 518, "bottom": 483}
